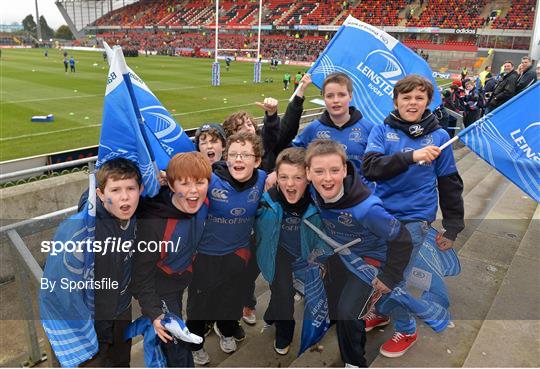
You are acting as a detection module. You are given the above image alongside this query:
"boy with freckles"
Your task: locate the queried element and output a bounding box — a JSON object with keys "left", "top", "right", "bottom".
{"left": 186, "top": 132, "right": 267, "bottom": 364}
{"left": 131, "top": 152, "right": 212, "bottom": 367}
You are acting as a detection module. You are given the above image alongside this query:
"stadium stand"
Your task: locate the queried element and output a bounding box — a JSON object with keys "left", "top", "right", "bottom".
{"left": 491, "top": 0, "right": 535, "bottom": 29}
{"left": 406, "top": 0, "right": 488, "bottom": 29}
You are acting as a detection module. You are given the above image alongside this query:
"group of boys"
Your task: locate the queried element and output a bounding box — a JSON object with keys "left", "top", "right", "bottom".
{"left": 42, "top": 70, "right": 464, "bottom": 368}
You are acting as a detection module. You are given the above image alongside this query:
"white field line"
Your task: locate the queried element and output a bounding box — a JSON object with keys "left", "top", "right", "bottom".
{"left": 1, "top": 95, "right": 320, "bottom": 141}
{"left": 1, "top": 84, "right": 208, "bottom": 104}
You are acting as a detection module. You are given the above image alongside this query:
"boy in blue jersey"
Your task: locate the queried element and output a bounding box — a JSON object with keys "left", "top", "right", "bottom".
{"left": 131, "top": 152, "right": 211, "bottom": 367}
{"left": 187, "top": 132, "right": 267, "bottom": 362}
{"left": 292, "top": 72, "right": 375, "bottom": 179}
{"left": 48, "top": 158, "right": 142, "bottom": 367}
{"left": 305, "top": 140, "right": 414, "bottom": 368}
{"left": 362, "top": 74, "right": 464, "bottom": 358}
{"left": 255, "top": 147, "right": 329, "bottom": 355}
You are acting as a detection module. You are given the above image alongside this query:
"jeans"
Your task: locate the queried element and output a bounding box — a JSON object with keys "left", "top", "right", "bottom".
{"left": 388, "top": 221, "right": 429, "bottom": 334}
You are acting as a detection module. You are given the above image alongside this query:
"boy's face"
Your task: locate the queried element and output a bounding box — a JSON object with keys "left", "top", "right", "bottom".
{"left": 226, "top": 141, "right": 261, "bottom": 182}
{"left": 395, "top": 86, "right": 429, "bottom": 123}
{"left": 277, "top": 163, "right": 308, "bottom": 204}
{"left": 198, "top": 133, "right": 224, "bottom": 164}
{"left": 169, "top": 177, "right": 209, "bottom": 214}
{"left": 306, "top": 154, "right": 346, "bottom": 201}
{"left": 97, "top": 178, "right": 142, "bottom": 220}
{"left": 323, "top": 82, "right": 352, "bottom": 120}
{"left": 236, "top": 116, "right": 256, "bottom": 135}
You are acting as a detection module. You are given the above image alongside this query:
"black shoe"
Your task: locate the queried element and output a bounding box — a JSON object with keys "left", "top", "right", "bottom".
{"left": 233, "top": 321, "right": 246, "bottom": 342}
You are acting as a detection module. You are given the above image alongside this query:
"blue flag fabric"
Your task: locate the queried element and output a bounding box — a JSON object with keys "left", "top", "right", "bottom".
{"left": 103, "top": 42, "right": 195, "bottom": 169}
{"left": 377, "top": 227, "right": 461, "bottom": 333}
{"left": 97, "top": 47, "right": 161, "bottom": 197}
{"left": 125, "top": 317, "right": 167, "bottom": 368}
{"left": 307, "top": 15, "right": 442, "bottom": 126}
{"left": 457, "top": 81, "right": 540, "bottom": 203}
{"left": 292, "top": 259, "right": 331, "bottom": 356}
{"left": 300, "top": 227, "right": 459, "bottom": 351}
{"left": 40, "top": 175, "right": 98, "bottom": 367}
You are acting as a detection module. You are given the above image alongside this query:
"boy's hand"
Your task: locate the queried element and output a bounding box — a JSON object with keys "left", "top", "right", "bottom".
{"left": 264, "top": 171, "right": 277, "bottom": 191}
{"left": 158, "top": 170, "right": 167, "bottom": 186}
{"left": 436, "top": 233, "right": 454, "bottom": 251}
{"left": 153, "top": 314, "right": 173, "bottom": 343}
{"left": 297, "top": 74, "right": 312, "bottom": 97}
{"left": 413, "top": 146, "right": 441, "bottom": 164}
{"left": 255, "top": 97, "right": 278, "bottom": 116}
{"left": 372, "top": 277, "right": 391, "bottom": 294}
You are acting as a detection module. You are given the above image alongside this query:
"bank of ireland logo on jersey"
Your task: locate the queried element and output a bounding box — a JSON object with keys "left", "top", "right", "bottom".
{"left": 230, "top": 208, "right": 246, "bottom": 216}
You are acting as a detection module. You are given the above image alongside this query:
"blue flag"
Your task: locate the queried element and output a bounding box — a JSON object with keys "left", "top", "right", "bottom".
{"left": 292, "top": 260, "right": 330, "bottom": 356}
{"left": 457, "top": 81, "right": 540, "bottom": 203}
{"left": 40, "top": 175, "right": 98, "bottom": 367}
{"left": 308, "top": 15, "right": 442, "bottom": 125}
{"left": 97, "top": 47, "right": 161, "bottom": 197}
{"left": 377, "top": 227, "right": 461, "bottom": 333}
{"left": 103, "top": 42, "right": 195, "bottom": 170}
{"left": 305, "top": 224, "right": 460, "bottom": 340}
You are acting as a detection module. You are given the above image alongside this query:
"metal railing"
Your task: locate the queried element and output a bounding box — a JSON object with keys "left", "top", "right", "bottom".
{"left": 0, "top": 206, "right": 80, "bottom": 367}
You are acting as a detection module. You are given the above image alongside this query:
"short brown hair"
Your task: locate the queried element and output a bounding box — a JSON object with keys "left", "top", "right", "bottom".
{"left": 322, "top": 72, "right": 353, "bottom": 95}
{"left": 305, "top": 139, "right": 346, "bottom": 168}
{"left": 503, "top": 60, "right": 514, "bottom": 66}
{"left": 276, "top": 147, "right": 306, "bottom": 172}
{"left": 392, "top": 74, "right": 434, "bottom": 105}
{"left": 96, "top": 158, "right": 142, "bottom": 192}
{"left": 167, "top": 152, "right": 212, "bottom": 185}
{"left": 223, "top": 111, "right": 260, "bottom": 137}
{"left": 225, "top": 131, "right": 264, "bottom": 159}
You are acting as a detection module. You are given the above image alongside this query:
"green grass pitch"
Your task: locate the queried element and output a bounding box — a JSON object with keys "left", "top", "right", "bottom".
{"left": 0, "top": 48, "right": 449, "bottom": 162}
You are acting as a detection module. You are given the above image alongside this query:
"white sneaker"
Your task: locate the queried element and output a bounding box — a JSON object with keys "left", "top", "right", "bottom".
{"left": 213, "top": 322, "right": 237, "bottom": 353}
{"left": 274, "top": 341, "right": 290, "bottom": 355}
{"left": 192, "top": 348, "right": 210, "bottom": 365}
{"left": 242, "top": 307, "right": 257, "bottom": 325}
{"left": 345, "top": 364, "right": 359, "bottom": 368}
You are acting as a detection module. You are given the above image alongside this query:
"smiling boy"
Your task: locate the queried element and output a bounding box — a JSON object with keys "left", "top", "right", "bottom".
{"left": 187, "top": 132, "right": 266, "bottom": 363}
{"left": 362, "top": 74, "right": 464, "bottom": 358}
{"left": 131, "top": 152, "right": 212, "bottom": 367}
{"left": 305, "top": 140, "right": 414, "bottom": 367}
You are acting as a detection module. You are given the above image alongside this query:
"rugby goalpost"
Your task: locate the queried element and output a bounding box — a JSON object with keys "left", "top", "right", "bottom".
{"left": 211, "top": 0, "right": 263, "bottom": 86}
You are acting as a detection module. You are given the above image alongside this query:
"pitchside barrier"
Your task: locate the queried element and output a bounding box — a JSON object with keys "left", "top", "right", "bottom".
{"left": 0, "top": 107, "right": 327, "bottom": 185}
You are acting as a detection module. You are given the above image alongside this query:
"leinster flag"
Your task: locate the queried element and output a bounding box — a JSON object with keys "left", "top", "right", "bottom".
{"left": 103, "top": 42, "right": 194, "bottom": 169}
{"left": 292, "top": 260, "right": 330, "bottom": 356}
{"left": 40, "top": 175, "right": 98, "bottom": 367}
{"left": 97, "top": 47, "right": 160, "bottom": 197}
{"left": 458, "top": 82, "right": 540, "bottom": 203}
{"left": 308, "top": 15, "right": 441, "bottom": 125}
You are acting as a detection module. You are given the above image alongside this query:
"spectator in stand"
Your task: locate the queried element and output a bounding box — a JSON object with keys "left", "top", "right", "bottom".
{"left": 515, "top": 56, "right": 537, "bottom": 94}
{"left": 486, "top": 60, "right": 518, "bottom": 113}
{"left": 478, "top": 66, "right": 492, "bottom": 87}
{"left": 461, "top": 79, "right": 481, "bottom": 128}
{"left": 483, "top": 73, "right": 496, "bottom": 101}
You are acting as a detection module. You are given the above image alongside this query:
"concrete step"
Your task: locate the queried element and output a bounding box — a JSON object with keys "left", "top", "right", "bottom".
{"left": 462, "top": 205, "right": 540, "bottom": 368}
{"left": 370, "top": 181, "right": 537, "bottom": 367}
